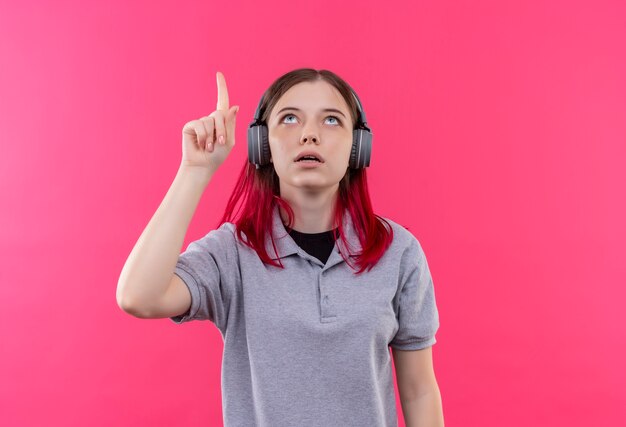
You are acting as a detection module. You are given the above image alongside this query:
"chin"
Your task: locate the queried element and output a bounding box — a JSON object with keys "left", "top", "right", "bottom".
{"left": 293, "top": 180, "right": 325, "bottom": 189}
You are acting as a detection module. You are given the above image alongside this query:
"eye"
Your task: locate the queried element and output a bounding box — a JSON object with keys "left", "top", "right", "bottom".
{"left": 281, "top": 114, "right": 297, "bottom": 124}
{"left": 326, "top": 115, "right": 342, "bottom": 126}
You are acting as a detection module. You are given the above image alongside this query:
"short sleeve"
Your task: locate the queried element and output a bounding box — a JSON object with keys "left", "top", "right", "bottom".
{"left": 169, "top": 223, "right": 240, "bottom": 334}
{"left": 389, "top": 237, "right": 440, "bottom": 351}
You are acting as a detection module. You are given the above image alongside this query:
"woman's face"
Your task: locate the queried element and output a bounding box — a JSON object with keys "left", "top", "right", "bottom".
{"left": 267, "top": 80, "right": 354, "bottom": 196}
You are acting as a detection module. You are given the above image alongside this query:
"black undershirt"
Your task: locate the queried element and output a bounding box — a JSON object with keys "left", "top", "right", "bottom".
{"left": 287, "top": 227, "right": 338, "bottom": 264}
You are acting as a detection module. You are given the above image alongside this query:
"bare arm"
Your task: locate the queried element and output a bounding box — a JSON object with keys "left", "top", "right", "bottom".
{"left": 116, "top": 71, "right": 239, "bottom": 318}
{"left": 393, "top": 346, "right": 444, "bottom": 426}
{"left": 116, "top": 165, "right": 212, "bottom": 316}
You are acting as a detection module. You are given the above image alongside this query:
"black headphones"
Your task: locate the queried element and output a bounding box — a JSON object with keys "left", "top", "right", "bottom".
{"left": 247, "top": 85, "right": 373, "bottom": 169}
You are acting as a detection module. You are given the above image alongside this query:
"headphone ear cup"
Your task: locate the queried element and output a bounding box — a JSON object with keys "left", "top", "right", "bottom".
{"left": 259, "top": 125, "right": 271, "bottom": 165}
{"left": 247, "top": 124, "right": 271, "bottom": 167}
{"left": 350, "top": 128, "right": 373, "bottom": 169}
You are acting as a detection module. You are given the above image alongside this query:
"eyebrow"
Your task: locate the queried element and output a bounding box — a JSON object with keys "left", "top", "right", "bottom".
{"left": 276, "top": 107, "right": 347, "bottom": 119}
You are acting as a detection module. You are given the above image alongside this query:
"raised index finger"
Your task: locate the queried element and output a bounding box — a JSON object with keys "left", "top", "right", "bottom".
{"left": 216, "top": 71, "right": 229, "bottom": 111}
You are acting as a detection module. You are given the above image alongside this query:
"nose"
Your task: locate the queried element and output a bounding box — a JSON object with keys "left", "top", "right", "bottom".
{"left": 300, "top": 131, "right": 318, "bottom": 144}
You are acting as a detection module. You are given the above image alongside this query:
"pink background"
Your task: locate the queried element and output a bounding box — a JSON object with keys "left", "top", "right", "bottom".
{"left": 1, "top": 0, "right": 624, "bottom": 426}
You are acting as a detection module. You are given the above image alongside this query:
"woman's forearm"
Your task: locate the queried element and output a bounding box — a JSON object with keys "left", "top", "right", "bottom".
{"left": 401, "top": 388, "right": 444, "bottom": 427}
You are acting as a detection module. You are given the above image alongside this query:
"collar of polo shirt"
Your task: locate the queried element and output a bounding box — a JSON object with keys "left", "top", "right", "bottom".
{"left": 264, "top": 204, "right": 362, "bottom": 262}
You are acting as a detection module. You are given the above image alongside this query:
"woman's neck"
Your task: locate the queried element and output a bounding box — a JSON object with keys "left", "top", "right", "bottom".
{"left": 278, "top": 187, "right": 339, "bottom": 233}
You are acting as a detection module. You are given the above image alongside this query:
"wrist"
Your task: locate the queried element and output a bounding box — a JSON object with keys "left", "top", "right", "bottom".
{"left": 177, "top": 163, "right": 214, "bottom": 183}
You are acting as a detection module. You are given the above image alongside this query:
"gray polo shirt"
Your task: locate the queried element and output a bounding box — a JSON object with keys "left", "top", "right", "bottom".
{"left": 170, "top": 204, "right": 440, "bottom": 426}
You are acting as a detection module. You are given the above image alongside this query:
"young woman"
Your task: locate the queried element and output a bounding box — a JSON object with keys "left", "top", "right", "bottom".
{"left": 117, "top": 68, "right": 443, "bottom": 426}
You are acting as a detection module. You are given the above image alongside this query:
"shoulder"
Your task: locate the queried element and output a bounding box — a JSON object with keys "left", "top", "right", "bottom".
{"left": 188, "top": 222, "right": 239, "bottom": 255}
{"left": 376, "top": 215, "right": 426, "bottom": 263}
{"left": 195, "top": 222, "right": 236, "bottom": 242}
{"left": 377, "top": 215, "right": 422, "bottom": 249}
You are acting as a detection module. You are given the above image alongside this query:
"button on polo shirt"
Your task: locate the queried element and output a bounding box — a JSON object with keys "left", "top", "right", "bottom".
{"left": 170, "top": 204, "right": 440, "bottom": 427}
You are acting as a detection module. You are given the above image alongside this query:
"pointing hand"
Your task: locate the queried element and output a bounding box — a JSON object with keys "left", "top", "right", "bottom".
{"left": 181, "top": 71, "right": 239, "bottom": 174}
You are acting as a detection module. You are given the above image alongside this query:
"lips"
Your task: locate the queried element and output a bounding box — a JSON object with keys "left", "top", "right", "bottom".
{"left": 295, "top": 151, "right": 325, "bottom": 162}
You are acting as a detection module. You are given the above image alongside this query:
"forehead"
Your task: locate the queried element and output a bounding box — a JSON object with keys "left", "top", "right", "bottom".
{"left": 270, "top": 80, "right": 350, "bottom": 116}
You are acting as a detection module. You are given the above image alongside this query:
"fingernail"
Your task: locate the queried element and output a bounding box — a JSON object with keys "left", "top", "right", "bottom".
{"left": 219, "top": 135, "right": 224, "bottom": 144}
